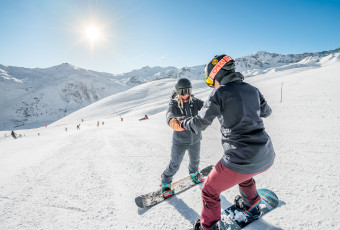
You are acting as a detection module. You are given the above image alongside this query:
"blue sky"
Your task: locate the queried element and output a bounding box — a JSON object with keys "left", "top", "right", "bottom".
{"left": 0, "top": 0, "right": 339, "bottom": 74}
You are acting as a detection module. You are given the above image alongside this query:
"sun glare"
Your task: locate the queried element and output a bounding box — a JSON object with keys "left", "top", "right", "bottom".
{"left": 83, "top": 23, "right": 104, "bottom": 49}
{"left": 86, "top": 25, "right": 100, "bottom": 41}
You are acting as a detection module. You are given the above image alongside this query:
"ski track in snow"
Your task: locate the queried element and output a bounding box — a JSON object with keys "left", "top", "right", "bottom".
{"left": 1, "top": 62, "right": 340, "bottom": 229}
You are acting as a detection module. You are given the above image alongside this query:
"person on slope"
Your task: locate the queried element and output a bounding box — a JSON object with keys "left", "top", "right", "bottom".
{"left": 171, "top": 55, "right": 275, "bottom": 230}
{"left": 161, "top": 78, "right": 205, "bottom": 198}
{"left": 139, "top": 115, "right": 149, "bottom": 121}
{"left": 11, "top": 130, "right": 17, "bottom": 139}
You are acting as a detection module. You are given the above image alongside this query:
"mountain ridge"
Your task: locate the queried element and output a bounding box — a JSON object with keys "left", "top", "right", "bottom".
{"left": 1, "top": 47, "right": 339, "bottom": 130}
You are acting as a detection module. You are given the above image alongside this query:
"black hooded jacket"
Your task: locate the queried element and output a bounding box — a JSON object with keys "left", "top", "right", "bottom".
{"left": 166, "top": 96, "right": 204, "bottom": 144}
{"left": 181, "top": 72, "right": 275, "bottom": 174}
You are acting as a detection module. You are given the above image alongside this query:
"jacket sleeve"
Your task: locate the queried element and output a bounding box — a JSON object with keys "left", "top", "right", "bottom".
{"left": 181, "top": 89, "right": 221, "bottom": 134}
{"left": 258, "top": 90, "right": 272, "bottom": 118}
{"left": 197, "top": 98, "right": 204, "bottom": 111}
{"left": 166, "top": 99, "right": 179, "bottom": 125}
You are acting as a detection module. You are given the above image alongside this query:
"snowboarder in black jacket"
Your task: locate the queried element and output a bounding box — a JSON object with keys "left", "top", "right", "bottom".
{"left": 11, "top": 131, "right": 17, "bottom": 139}
{"left": 170, "top": 55, "right": 275, "bottom": 230}
{"left": 161, "top": 78, "right": 205, "bottom": 198}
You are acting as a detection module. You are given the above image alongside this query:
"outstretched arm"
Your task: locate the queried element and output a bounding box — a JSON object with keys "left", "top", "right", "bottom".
{"left": 258, "top": 90, "right": 272, "bottom": 118}
{"left": 166, "top": 99, "right": 185, "bottom": 131}
{"left": 181, "top": 90, "right": 221, "bottom": 134}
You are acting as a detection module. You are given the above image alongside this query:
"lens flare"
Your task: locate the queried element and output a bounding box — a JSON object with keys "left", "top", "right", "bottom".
{"left": 85, "top": 24, "right": 101, "bottom": 42}
{"left": 82, "top": 22, "right": 105, "bottom": 51}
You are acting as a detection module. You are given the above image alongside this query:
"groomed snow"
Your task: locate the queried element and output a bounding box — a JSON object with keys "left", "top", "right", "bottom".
{"left": 0, "top": 61, "right": 339, "bottom": 229}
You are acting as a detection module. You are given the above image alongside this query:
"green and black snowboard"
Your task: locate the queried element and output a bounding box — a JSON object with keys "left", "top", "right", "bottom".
{"left": 220, "top": 189, "right": 279, "bottom": 229}
{"left": 190, "top": 189, "right": 279, "bottom": 230}
{"left": 135, "top": 165, "right": 213, "bottom": 208}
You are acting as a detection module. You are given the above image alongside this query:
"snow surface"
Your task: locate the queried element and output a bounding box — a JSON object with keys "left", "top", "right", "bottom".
{"left": 0, "top": 59, "right": 340, "bottom": 229}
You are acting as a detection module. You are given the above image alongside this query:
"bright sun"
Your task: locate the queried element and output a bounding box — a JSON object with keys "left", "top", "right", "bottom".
{"left": 84, "top": 24, "right": 103, "bottom": 47}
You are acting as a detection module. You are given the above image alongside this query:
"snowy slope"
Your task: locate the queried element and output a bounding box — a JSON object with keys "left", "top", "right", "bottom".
{"left": 1, "top": 48, "right": 339, "bottom": 130}
{"left": 0, "top": 56, "right": 339, "bottom": 229}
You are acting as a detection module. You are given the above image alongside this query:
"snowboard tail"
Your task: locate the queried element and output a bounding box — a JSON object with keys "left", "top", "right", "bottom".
{"left": 221, "top": 189, "right": 279, "bottom": 229}
{"left": 135, "top": 165, "right": 213, "bottom": 208}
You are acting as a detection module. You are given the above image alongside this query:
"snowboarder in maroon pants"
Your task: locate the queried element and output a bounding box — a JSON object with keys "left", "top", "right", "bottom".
{"left": 171, "top": 55, "right": 275, "bottom": 230}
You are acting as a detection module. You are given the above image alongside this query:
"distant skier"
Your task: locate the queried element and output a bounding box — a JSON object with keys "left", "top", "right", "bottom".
{"left": 161, "top": 78, "right": 205, "bottom": 198}
{"left": 97, "top": 121, "right": 100, "bottom": 127}
{"left": 171, "top": 55, "right": 275, "bottom": 230}
{"left": 65, "top": 127, "right": 68, "bottom": 132}
{"left": 77, "top": 124, "right": 80, "bottom": 130}
{"left": 11, "top": 131, "right": 17, "bottom": 139}
{"left": 102, "top": 121, "right": 104, "bottom": 126}
{"left": 139, "top": 114, "right": 149, "bottom": 121}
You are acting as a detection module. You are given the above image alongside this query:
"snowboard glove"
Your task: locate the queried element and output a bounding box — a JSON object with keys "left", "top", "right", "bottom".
{"left": 171, "top": 90, "right": 177, "bottom": 99}
{"left": 177, "top": 116, "right": 187, "bottom": 130}
{"left": 169, "top": 117, "right": 185, "bottom": 131}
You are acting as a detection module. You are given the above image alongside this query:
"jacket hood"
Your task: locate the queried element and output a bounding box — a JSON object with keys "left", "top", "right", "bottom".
{"left": 219, "top": 72, "right": 244, "bottom": 85}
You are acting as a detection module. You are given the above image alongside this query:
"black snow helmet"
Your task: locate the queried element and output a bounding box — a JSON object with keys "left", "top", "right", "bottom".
{"left": 175, "top": 78, "right": 192, "bottom": 96}
{"left": 204, "top": 55, "right": 235, "bottom": 87}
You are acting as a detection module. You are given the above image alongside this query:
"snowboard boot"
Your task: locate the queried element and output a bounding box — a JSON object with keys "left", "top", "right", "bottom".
{"left": 193, "top": 219, "right": 227, "bottom": 230}
{"left": 161, "top": 183, "right": 174, "bottom": 198}
{"left": 190, "top": 170, "right": 204, "bottom": 184}
{"left": 234, "top": 195, "right": 262, "bottom": 221}
{"left": 193, "top": 219, "right": 203, "bottom": 230}
{"left": 244, "top": 205, "right": 262, "bottom": 221}
{"left": 209, "top": 220, "right": 227, "bottom": 230}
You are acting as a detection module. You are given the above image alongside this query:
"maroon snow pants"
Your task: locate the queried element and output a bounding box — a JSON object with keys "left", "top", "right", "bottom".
{"left": 200, "top": 160, "right": 265, "bottom": 229}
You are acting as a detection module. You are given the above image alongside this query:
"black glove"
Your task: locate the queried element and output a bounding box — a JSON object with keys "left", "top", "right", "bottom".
{"left": 176, "top": 116, "right": 186, "bottom": 129}
{"left": 171, "top": 90, "right": 177, "bottom": 99}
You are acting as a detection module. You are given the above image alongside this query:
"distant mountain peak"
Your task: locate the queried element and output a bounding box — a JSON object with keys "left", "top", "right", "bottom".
{"left": 252, "top": 51, "right": 271, "bottom": 55}
{"left": 49, "top": 63, "right": 78, "bottom": 71}
{"left": 61, "top": 62, "right": 73, "bottom": 66}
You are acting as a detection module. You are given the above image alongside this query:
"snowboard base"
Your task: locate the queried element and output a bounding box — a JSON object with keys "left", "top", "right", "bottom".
{"left": 135, "top": 165, "right": 213, "bottom": 208}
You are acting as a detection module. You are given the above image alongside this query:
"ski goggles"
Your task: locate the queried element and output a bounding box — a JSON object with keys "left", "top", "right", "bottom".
{"left": 177, "top": 88, "right": 192, "bottom": 96}
{"left": 205, "top": 76, "right": 215, "bottom": 87}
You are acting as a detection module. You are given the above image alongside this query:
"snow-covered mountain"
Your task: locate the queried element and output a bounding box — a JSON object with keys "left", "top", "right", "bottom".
{"left": 0, "top": 63, "right": 199, "bottom": 130}
{"left": 0, "top": 63, "right": 126, "bottom": 130}
{"left": 1, "top": 48, "right": 339, "bottom": 130}
{"left": 236, "top": 48, "right": 340, "bottom": 76}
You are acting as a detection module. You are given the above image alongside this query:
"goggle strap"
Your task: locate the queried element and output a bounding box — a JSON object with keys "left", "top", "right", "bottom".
{"left": 209, "top": 56, "right": 234, "bottom": 80}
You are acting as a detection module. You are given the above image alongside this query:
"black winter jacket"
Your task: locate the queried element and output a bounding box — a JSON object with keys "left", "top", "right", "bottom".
{"left": 166, "top": 96, "right": 204, "bottom": 144}
{"left": 181, "top": 72, "right": 275, "bottom": 174}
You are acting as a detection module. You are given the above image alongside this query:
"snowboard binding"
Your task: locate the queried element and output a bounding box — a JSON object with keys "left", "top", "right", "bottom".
{"left": 234, "top": 195, "right": 262, "bottom": 221}
{"left": 161, "top": 183, "right": 174, "bottom": 198}
{"left": 234, "top": 195, "right": 244, "bottom": 209}
{"left": 190, "top": 170, "right": 204, "bottom": 184}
